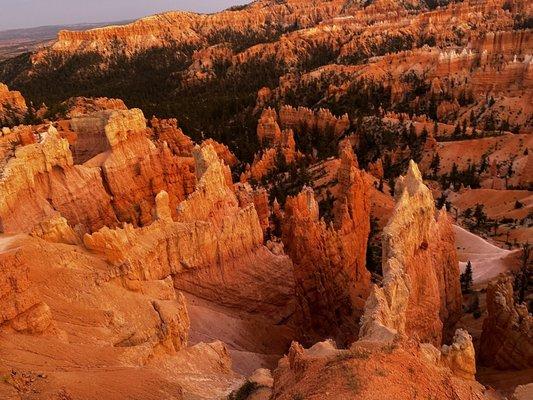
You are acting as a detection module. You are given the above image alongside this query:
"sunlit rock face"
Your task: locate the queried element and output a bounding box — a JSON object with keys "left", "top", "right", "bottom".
{"left": 0, "top": 104, "right": 295, "bottom": 399}
{"left": 0, "top": 125, "right": 118, "bottom": 234}
{"left": 360, "top": 161, "right": 462, "bottom": 346}
{"left": 0, "top": 83, "right": 27, "bottom": 126}
{"left": 0, "top": 107, "right": 198, "bottom": 234}
{"left": 281, "top": 143, "right": 371, "bottom": 345}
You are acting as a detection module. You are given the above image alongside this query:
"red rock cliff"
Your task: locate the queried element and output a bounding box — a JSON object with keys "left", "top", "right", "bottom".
{"left": 84, "top": 143, "right": 296, "bottom": 322}
{"left": 282, "top": 143, "right": 371, "bottom": 344}
{"left": 0, "top": 125, "right": 118, "bottom": 234}
{"left": 479, "top": 275, "right": 532, "bottom": 369}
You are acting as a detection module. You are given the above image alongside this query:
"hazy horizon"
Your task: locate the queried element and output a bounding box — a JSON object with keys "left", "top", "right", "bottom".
{"left": 0, "top": 0, "right": 246, "bottom": 31}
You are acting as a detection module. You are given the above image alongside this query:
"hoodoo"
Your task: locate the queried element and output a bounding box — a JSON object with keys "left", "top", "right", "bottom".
{"left": 360, "top": 161, "right": 462, "bottom": 346}
{"left": 282, "top": 143, "right": 371, "bottom": 344}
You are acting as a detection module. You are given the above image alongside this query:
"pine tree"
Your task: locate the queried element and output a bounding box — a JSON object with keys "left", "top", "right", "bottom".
{"left": 430, "top": 153, "right": 441, "bottom": 176}
{"left": 436, "top": 193, "right": 447, "bottom": 210}
{"left": 408, "top": 123, "right": 417, "bottom": 145}
{"left": 514, "top": 243, "right": 531, "bottom": 304}
{"left": 450, "top": 163, "right": 459, "bottom": 187}
{"left": 473, "top": 204, "right": 487, "bottom": 228}
{"left": 479, "top": 153, "right": 488, "bottom": 173}
{"left": 469, "top": 110, "right": 476, "bottom": 126}
{"left": 461, "top": 261, "right": 474, "bottom": 293}
{"left": 453, "top": 123, "right": 461, "bottom": 139}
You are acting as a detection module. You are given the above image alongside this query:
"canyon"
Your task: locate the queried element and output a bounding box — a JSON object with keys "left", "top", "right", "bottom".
{"left": 0, "top": 0, "right": 531, "bottom": 399}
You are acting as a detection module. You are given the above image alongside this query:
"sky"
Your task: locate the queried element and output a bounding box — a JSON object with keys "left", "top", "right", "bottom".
{"left": 0, "top": 0, "right": 245, "bottom": 31}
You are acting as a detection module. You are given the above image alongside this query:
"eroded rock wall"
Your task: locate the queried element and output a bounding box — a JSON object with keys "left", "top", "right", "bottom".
{"left": 0, "top": 126, "right": 118, "bottom": 234}
{"left": 359, "top": 160, "right": 461, "bottom": 346}
{"left": 479, "top": 275, "right": 532, "bottom": 370}
{"left": 281, "top": 143, "right": 371, "bottom": 344}
{"left": 0, "top": 83, "right": 27, "bottom": 126}
{"left": 84, "top": 144, "right": 295, "bottom": 322}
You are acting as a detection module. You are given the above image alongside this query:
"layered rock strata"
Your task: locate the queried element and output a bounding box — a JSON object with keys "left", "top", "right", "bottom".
{"left": 98, "top": 109, "right": 196, "bottom": 226}
{"left": 0, "top": 107, "right": 198, "bottom": 234}
{"left": 39, "top": 0, "right": 348, "bottom": 57}
{"left": 0, "top": 125, "right": 118, "bottom": 233}
{"left": 84, "top": 143, "right": 296, "bottom": 322}
{"left": 257, "top": 106, "right": 349, "bottom": 148}
{"left": 0, "top": 132, "right": 295, "bottom": 399}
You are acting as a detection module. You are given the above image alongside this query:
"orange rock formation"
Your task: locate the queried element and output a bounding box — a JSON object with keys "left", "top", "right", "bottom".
{"left": 0, "top": 125, "right": 118, "bottom": 234}
{"left": 0, "top": 105, "right": 298, "bottom": 399}
{"left": 38, "top": 0, "right": 348, "bottom": 58}
{"left": 268, "top": 335, "right": 484, "bottom": 400}
{"left": 0, "top": 83, "right": 27, "bottom": 125}
{"left": 281, "top": 143, "right": 371, "bottom": 344}
{"left": 479, "top": 275, "right": 532, "bottom": 370}
{"left": 359, "top": 161, "right": 462, "bottom": 346}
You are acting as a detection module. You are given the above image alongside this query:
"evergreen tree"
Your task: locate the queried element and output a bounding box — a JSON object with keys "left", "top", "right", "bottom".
{"left": 469, "top": 110, "right": 476, "bottom": 126}
{"left": 507, "top": 162, "right": 514, "bottom": 178}
{"left": 450, "top": 163, "right": 459, "bottom": 188}
{"left": 430, "top": 153, "right": 441, "bottom": 176}
{"left": 514, "top": 243, "right": 531, "bottom": 304}
{"left": 453, "top": 123, "right": 461, "bottom": 139}
{"left": 473, "top": 204, "right": 487, "bottom": 228}
{"left": 436, "top": 193, "right": 447, "bottom": 210}
{"left": 479, "top": 153, "right": 489, "bottom": 173}
{"left": 366, "top": 217, "right": 383, "bottom": 281}
{"left": 461, "top": 261, "right": 474, "bottom": 293}
{"left": 462, "top": 208, "right": 473, "bottom": 219}
{"left": 408, "top": 123, "right": 417, "bottom": 145}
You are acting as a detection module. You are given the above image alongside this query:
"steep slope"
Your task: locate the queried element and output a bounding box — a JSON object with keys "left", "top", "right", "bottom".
{"left": 455, "top": 225, "right": 519, "bottom": 284}
{"left": 261, "top": 162, "right": 484, "bottom": 400}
